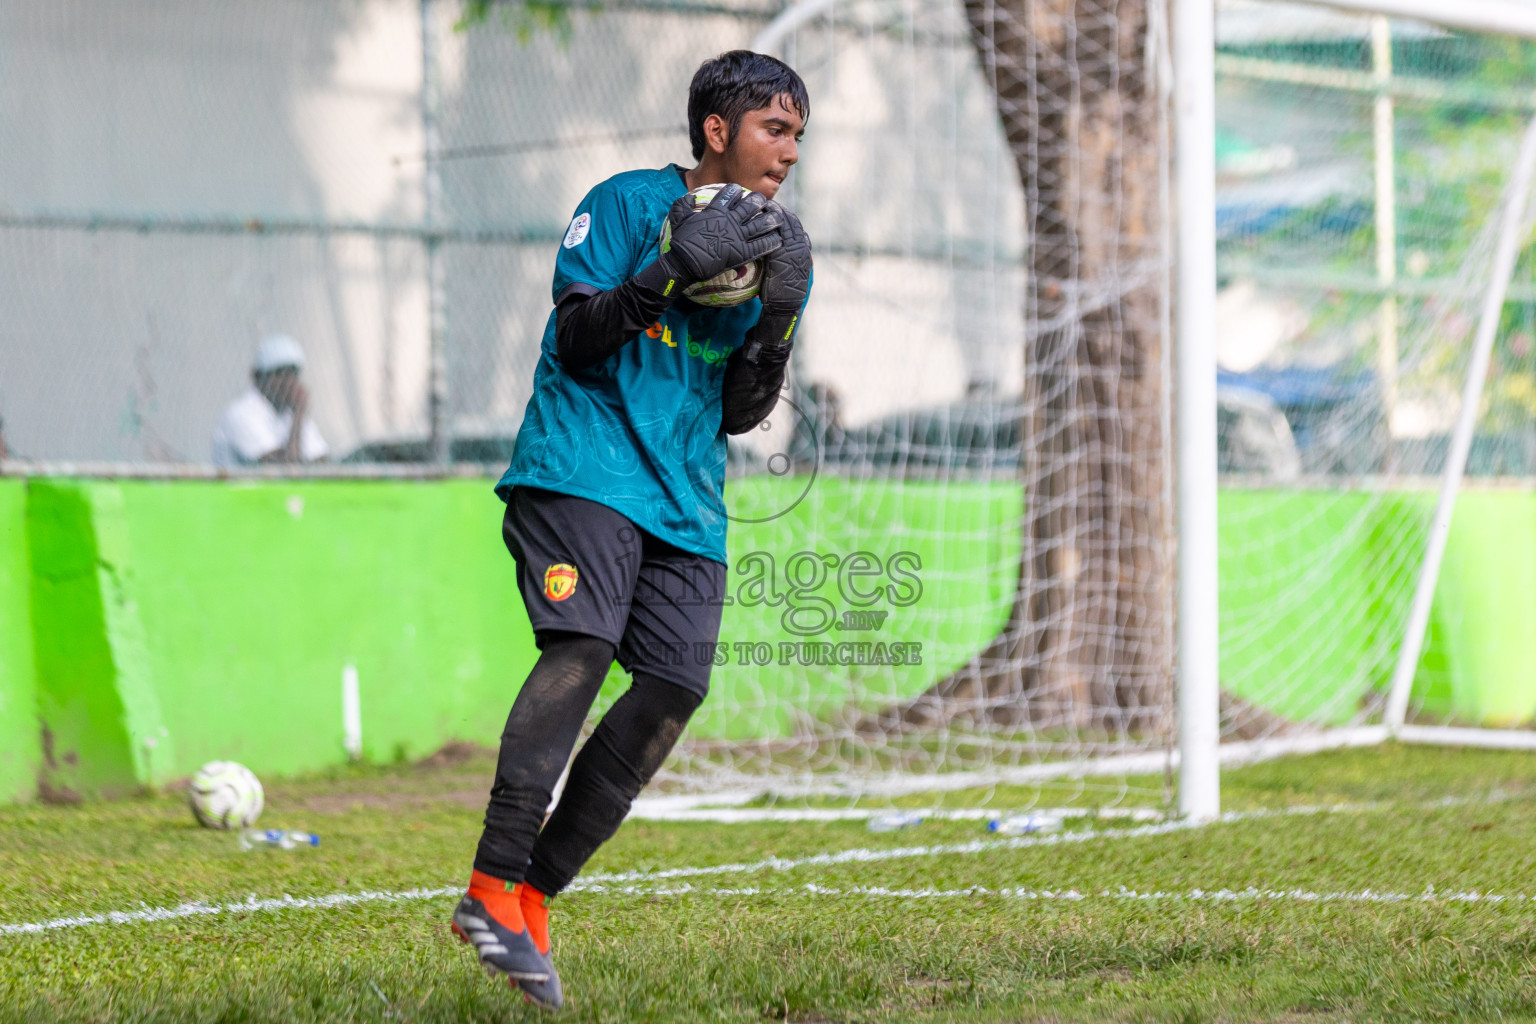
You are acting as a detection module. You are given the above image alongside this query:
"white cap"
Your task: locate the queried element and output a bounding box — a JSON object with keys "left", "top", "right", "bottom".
{"left": 253, "top": 333, "right": 305, "bottom": 373}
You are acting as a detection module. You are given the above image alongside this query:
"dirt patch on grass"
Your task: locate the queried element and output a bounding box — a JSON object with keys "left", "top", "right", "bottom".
{"left": 261, "top": 742, "right": 500, "bottom": 813}
{"left": 416, "top": 741, "right": 495, "bottom": 769}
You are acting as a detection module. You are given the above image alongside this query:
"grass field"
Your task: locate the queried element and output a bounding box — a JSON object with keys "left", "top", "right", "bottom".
{"left": 2, "top": 744, "right": 1534, "bottom": 1023}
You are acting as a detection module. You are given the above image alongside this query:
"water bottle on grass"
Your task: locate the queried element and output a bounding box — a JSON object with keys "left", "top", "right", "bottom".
{"left": 866, "top": 811, "right": 924, "bottom": 833}
{"left": 987, "top": 813, "right": 1063, "bottom": 836}
{"left": 239, "top": 828, "right": 321, "bottom": 850}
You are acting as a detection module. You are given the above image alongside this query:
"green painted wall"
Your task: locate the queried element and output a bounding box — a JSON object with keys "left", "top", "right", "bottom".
{"left": 1, "top": 474, "right": 1532, "bottom": 804}
{"left": 27, "top": 481, "right": 142, "bottom": 800}
{"left": 1215, "top": 489, "right": 1536, "bottom": 727}
{"left": 2, "top": 475, "right": 1021, "bottom": 794}
{"left": 101, "top": 476, "right": 1021, "bottom": 766}
{"left": 117, "top": 480, "right": 538, "bottom": 779}
{"left": 689, "top": 476, "right": 1022, "bottom": 738}
{"left": 14, "top": 478, "right": 543, "bottom": 796}
{"left": 0, "top": 479, "right": 38, "bottom": 803}
{"left": 1217, "top": 490, "right": 1430, "bottom": 724}
{"left": 1426, "top": 491, "right": 1536, "bottom": 726}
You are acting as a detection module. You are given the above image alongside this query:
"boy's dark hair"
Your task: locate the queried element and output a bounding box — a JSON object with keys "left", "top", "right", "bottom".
{"left": 688, "top": 50, "right": 810, "bottom": 161}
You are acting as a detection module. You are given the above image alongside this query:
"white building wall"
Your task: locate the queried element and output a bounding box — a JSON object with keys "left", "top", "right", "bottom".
{"left": 0, "top": 0, "right": 1024, "bottom": 464}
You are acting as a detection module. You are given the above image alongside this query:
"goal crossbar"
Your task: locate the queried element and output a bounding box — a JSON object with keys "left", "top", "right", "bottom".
{"left": 1312, "top": 0, "right": 1536, "bottom": 41}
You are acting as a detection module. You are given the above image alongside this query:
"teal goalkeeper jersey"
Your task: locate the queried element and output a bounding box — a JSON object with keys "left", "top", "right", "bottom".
{"left": 497, "top": 165, "right": 800, "bottom": 563}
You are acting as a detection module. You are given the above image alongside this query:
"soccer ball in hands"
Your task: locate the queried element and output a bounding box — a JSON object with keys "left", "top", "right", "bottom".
{"left": 188, "top": 760, "right": 264, "bottom": 829}
{"left": 660, "top": 183, "right": 764, "bottom": 308}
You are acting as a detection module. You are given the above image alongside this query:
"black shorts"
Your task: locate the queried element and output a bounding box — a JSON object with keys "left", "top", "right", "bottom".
{"left": 501, "top": 486, "right": 726, "bottom": 699}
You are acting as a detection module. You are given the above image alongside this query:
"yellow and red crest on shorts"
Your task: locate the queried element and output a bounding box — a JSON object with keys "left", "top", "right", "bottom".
{"left": 543, "top": 563, "right": 579, "bottom": 602}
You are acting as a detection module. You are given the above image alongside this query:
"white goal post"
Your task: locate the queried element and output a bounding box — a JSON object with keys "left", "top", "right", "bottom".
{"left": 1192, "top": 0, "right": 1536, "bottom": 763}
{"left": 1173, "top": 0, "right": 1536, "bottom": 812}
{"left": 1318, "top": 0, "right": 1536, "bottom": 39}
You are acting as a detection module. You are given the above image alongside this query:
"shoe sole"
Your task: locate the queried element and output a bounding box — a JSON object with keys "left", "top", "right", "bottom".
{"left": 514, "top": 977, "right": 563, "bottom": 1012}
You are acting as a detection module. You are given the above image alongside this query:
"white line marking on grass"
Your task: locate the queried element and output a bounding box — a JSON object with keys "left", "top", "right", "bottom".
{"left": 0, "top": 815, "right": 1241, "bottom": 936}
{"left": 9, "top": 876, "right": 1523, "bottom": 939}
{"left": 567, "top": 882, "right": 1535, "bottom": 905}
{"left": 571, "top": 802, "right": 1376, "bottom": 887}
{"left": 571, "top": 819, "right": 1202, "bottom": 887}
{"left": 0, "top": 886, "right": 459, "bottom": 937}
{"left": 626, "top": 804, "right": 1167, "bottom": 824}
{"left": 0, "top": 792, "right": 1511, "bottom": 938}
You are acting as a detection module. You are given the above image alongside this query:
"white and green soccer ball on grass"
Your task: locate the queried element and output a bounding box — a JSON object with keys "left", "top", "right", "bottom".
{"left": 188, "top": 760, "right": 264, "bottom": 829}
{"left": 659, "top": 182, "right": 765, "bottom": 308}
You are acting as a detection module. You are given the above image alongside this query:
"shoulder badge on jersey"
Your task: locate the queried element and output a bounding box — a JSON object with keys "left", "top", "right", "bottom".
{"left": 562, "top": 213, "right": 592, "bottom": 249}
{"left": 544, "top": 563, "right": 579, "bottom": 601}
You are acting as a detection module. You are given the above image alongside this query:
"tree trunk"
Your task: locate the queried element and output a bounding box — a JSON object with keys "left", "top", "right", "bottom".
{"left": 893, "top": 0, "right": 1171, "bottom": 739}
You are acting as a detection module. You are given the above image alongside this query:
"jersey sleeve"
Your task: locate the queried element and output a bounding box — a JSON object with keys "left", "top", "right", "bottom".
{"left": 552, "top": 179, "right": 645, "bottom": 302}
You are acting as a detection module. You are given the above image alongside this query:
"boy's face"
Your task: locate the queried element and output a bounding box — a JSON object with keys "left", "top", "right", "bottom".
{"left": 722, "top": 94, "right": 804, "bottom": 200}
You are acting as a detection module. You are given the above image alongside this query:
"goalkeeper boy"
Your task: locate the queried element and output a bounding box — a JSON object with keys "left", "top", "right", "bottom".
{"left": 450, "top": 50, "right": 812, "bottom": 1009}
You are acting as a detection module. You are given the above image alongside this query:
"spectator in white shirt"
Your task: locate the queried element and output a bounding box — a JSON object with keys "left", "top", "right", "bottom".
{"left": 212, "top": 334, "right": 329, "bottom": 466}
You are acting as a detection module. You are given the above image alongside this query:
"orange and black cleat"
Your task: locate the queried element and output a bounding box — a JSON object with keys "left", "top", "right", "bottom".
{"left": 513, "top": 882, "right": 563, "bottom": 1010}
{"left": 451, "top": 870, "right": 561, "bottom": 1008}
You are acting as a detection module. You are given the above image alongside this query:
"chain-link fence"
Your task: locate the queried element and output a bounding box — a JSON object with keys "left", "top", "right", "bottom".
{"left": 0, "top": 0, "right": 1023, "bottom": 474}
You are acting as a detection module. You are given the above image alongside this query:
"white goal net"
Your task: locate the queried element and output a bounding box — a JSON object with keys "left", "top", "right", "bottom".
{"left": 1210, "top": 0, "right": 1536, "bottom": 752}
{"left": 660, "top": 0, "right": 1536, "bottom": 804}
{"left": 2, "top": 0, "right": 1533, "bottom": 813}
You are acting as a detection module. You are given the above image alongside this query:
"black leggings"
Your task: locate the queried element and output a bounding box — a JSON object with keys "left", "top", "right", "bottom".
{"left": 473, "top": 632, "right": 702, "bottom": 891}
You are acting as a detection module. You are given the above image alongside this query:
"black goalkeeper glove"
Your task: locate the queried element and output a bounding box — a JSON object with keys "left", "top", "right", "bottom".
{"left": 740, "top": 204, "right": 812, "bottom": 363}
{"left": 643, "top": 183, "right": 785, "bottom": 295}
{"left": 721, "top": 207, "right": 811, "bottom": 434}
